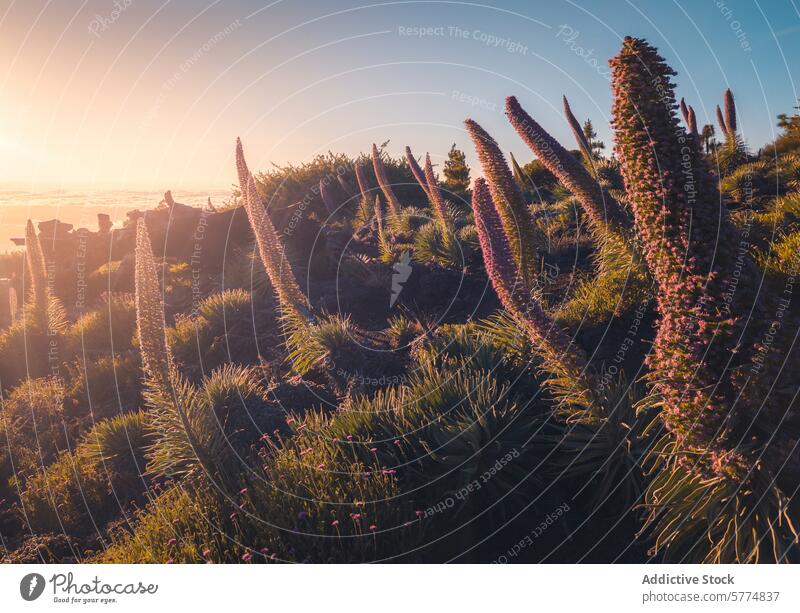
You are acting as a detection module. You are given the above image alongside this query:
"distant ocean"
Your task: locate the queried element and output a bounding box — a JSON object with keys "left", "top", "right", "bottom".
{"left": 0, "top": 187, "right": 233, "bottom": 252}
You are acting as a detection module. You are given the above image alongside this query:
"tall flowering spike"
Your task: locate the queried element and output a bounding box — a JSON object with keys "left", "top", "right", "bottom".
{"left": 405, "top": 146, "right": 430, "bottom": 197}
{"left": 716, "top": 105, "right": 728, "bottom": 137}
{"left": 423, "top": 153, "right": 449, "bottom": 230}
{"left": 724, "top": 89, "right": 737, "bottom": 136}
{"left": 472, "top": 179, "right": 588, "bottom": 378}
{"left": 505, "top": 96, "right": 629, "bottom": 233}
{"left": 235, "top": 137, "right": 250, "bottom": 194}
{"left": 319, "top": 179, "right": 337, "bottom": 215}
{"left": 464, "top": 118, "right": 539, "bottom": 286}
{"left": 562, "top": 96, "right": 593, "bottom": 163}
{"left": 337, "top": 174, "right": 355, "bottom": 199}
{"left": 687, "top": 105, "right": 698, "bottom": 138}
{"left": 237, "top": 140, "right": 309, "bottom": 315}
{"left": 355, "top": 162, "right": 372, "bottom": 200}
{"left": 373, "top": 193, "right": 390, "bottom": 254}
{"left": 24, "top": 220, "right": 48, "bottom": 314}
{"left": 135, "top": 218, "right": 173, "bottom": 392}
{"left": 679, "top": 98, "right": 690, "bottom": 126}
{"left": 371, "top": 144, "right": 401, "bottom": 218}
{"left": 610, "top": 36, "right": 751, "bottom": 472}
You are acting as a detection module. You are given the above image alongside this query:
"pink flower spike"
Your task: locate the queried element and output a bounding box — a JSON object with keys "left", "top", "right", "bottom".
{"left": 166, "top": 559, "right": 173, "bottom": 564}
{"left": 167, "top": 538, "right": 177, "bottom": 546}
{"left": 370, "top": 447, "right": 377, "bottom": 453}
{"left": 331, "top": 519, "right": 340, "bottom": 527}
{"left": 202, "top": 549, "right": 211, "bottom": 557}
{"left": 393, "top": 440, "right": 401, "bottom": 446}
{"left": 415, "top": 510, "right": 423, "bottom": 518}
{"left": 242, "top": 551, "right": 252, "bottom": 562}
{"left": 239, "top": 487, "right": 248, "bottom": 495}
{"left": 369, "top": 524, "right": 377, "bottom": 531}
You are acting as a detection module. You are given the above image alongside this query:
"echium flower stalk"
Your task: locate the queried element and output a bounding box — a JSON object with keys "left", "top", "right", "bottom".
{"left": 506, "top": 96, "right": 630, "bottom": 235}
{"left": 679, "top": 98, "right": 698, "bottom": 138}
{"left": 319, "top": 178, "right": 337, "bottom": 215}
{"left": 135, "top": 218, "right": 173, "bottom": 393}
{"left": 24, "top": 219, "right": 48, "bottom": 325}
{"left": 423, "top": 153, "right": 450, "bottom": 233}
{"left": 562, "top": 96, "right": 594, "bottom": 165}
{"left": 724, "top": 88, "right": 737, "bottom": 137}
{"left": 472, "top": 178, "right": 589, "bottom": 383}
{"left": 716, "top": 104, "right": 728, "bottom": 139}
{"left": 337, "top": 174, "right": 355, "bottom": 199}
{"left": 687, "top": 105, "right": 698, "bottom": 138}
{"left": 371, "top": 144, "right": 401, "bottom": 218}
{"left": 464, "top": 119, "right": 539, "bottom": 288}
{"left": 405, "top": 146, "right": 430, "bottom": 198}
{"left": 610, "top": 37, "right": 751, "bottom": 474}
{"left": 236, "top": 139, "right": 309, "bottom": 317}
{"left": 374, "top": 194, "right": 385, "bottom": 243}
{"left": 355, "top": 162, "right": 372, "bottom": 200}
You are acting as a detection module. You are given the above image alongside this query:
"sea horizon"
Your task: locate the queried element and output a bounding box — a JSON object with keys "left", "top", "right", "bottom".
{"left": 0, "top": 185, "right": 233, "bottom": 252}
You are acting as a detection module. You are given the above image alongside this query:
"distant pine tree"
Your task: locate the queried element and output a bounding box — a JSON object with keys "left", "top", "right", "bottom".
{"left": 442, "top": 143, "right": 471, "bottom": 204}
{"left": 582, "top": 119, "right": 605, "bottom": 159}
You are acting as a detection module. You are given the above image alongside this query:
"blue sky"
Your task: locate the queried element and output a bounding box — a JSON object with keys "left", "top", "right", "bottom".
{"left": 1, "top": 0, "right": 799, "bottom": 190}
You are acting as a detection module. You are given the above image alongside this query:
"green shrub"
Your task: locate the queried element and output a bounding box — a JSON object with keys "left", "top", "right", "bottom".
{"left": 0, "top": 378, "right": 68, "bottom": 491}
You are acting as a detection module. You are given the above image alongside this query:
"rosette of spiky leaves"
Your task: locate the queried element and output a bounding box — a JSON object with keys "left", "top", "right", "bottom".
{"left": 640, "top": 443, "right": 799, "bottom": 563}
{"left": 540, "top": 373, "right": 655, "bottom": 511}
{"left": 372, "top": 144, "right": 401, "bottom": 219}
{"left": 146, "top": 365, "right": 271, "bottom": 488}
{"left": 324, "top": 356, "right": 547, "bottom": 521}
{"left": 506, "top": 96, "right": 630, "bottom": 237}
{"left": 610, "top": 37, "right": 775, "bottom": 478}
{"left": 405, "top": 146, "right": 430, "bottom": 198}
{"left": 472, "top": 178, "right": 591, "bottom": 403}
{"left": 285, "top": 313, "right": 359, "bottom": 376}
{"left": 84, "top": 410, "right": 154, "bottom": 481}
{"left": 236, "top": 139, "right": 310, "bottom": 319}
{"left": 465, "top": 119, "right": 540, "bottom": 287}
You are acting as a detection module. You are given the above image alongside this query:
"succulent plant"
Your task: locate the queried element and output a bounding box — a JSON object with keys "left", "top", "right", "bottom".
{"left": 465, "top": 119, "right": 540, "bottom": 287}
{"left": 371, "top": 143, "right": 401, "bottom": 218}
{"left": 236, "top": 138, "right": 309, "bottom": 318}
{"left": 471, "top": 178, "right": 589, "bottom": 386}
{"left": 405, "top": 146, "right": 429, "bottom": 197}
{"left": 134, "top": 218, "right": 173, "bottom": 392}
